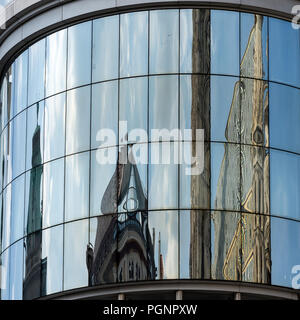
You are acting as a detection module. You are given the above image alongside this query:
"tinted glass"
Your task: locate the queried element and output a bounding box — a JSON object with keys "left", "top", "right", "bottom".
{"left": 43, "top": 158, "right": 64, "bottom": 228}
{"left": 9, "top": 240, "right": 23, "bottom": 300}
{"left": 150, "top": 10, "right": 179, "bottom": 74}
{"left": 148, "top": 211, "right": 178, "bottom": 279}
{"left": 28, "top": 39, "right": 45, "bottom": 106}
{"left": 67, "top": 21, "right": 92, "bottom": 89}
{"left": 270, "top": 150, "right": 300, "bottom": 220}
{"left": 2, "top": 185, "right": 11, "bottom": 251}
{"left": 46, "top": 29, "right": 67, "bottom": 97}
{"left": 66, "top": 86, "right": 90, "bottom": 155}
{"left": 91, "top": 81, "right": 118, "bottom": 149}
{"left": 120, "top": 12, "right": 148, "bottom": 77}
{"left": 211, "top": 10, "right": 239, "bottom": 76}
{"left": 64, "top": 220, "right": 89, "bottom": 290}
{"left": 269, "top": 18, "right": 300, "bottom": 87}
{"left": 65, "top": 152, "right": 89, "bottom": 222}
{"left": 92, "top": 16, "right": 119, "bottom": 82}
{"left": 44, "top": 93, "right": 65, "bottom": 162}
{"left": 270, "top": 84, "right": 300, "bottom": 153}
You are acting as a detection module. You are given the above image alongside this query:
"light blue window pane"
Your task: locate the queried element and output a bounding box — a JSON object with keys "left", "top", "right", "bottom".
{"left": 270, "top": 84, "right": 300, "bottom": 153}
{"left": 91, "top": 81, "right": 118, "bottom": 149}
{"left": 270, "top": 150, "right": 300, "bottom": 220}
{"left": 42, "top": 225, "right": 63, "bottom": 295}
{"left": 120, "top": 11, "right": 148, "bottom": 77}
{"left": 150, "top": 10, "right": 179, "bottom": 74}
{"left": 64, "top": 219, "right": 89, "bottom": 290}
{"left": 67, "top": 21, "right": 92, "bottom": 89}
{"left": 270, "top": 18, "right": 300, "bottom": 87}
{"left": 9, "top": 240, "right": 23, "bottom": 300}
{"left": 2, "top": 185, "right": 11, "bottom": 251}
{"left": 44, "top": 93, "right": 65, "bottom": 162}
{"left": 66, "top": 86, "right": 90, "bottom": 155}
{"left": 65, "top": 152, "right": 89, "bottom": 222}
{"left": 46, "top": 29, "right": 67, "bottom": 97}
{"left": 211, "top": 10, "right": 239, "bottom": 76}
{"left": 28, "top": 39, "right": 45, "bottom": 106}
{"left": 92, "top": 15, "right": 119, "bottom": 82}
{"left": 43, "top": 158, "right": 64, "bottom": 228}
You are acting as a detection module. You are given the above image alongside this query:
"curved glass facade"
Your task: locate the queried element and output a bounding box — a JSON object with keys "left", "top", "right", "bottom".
{"left": 0, "top": 9, "right": 300, "bottom": 299}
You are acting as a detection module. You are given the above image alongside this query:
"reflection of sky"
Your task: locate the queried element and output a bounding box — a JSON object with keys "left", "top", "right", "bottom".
{"left": 149, "top": 211, "right": 178, "bottom": 279}
{"left": 270, "top": 150, "right": 300, "bottom": 220}
{"left": 9, "top": 240, "right": 23, "bottom": 300}
{"left": 211, "top": 143, "right": 225, "bottom": 209}
{"left": 271, "top": 218, "right": 300, "bottom": 288}
{"left": 211, "top": 76, "right": 237, "bottom": 142}
{"left": 180, "top": 10, "right": 192, "bottom": 73}
{"left": 269, "top": 18, "right": 300, "bottom": 87}
{"left": 0, "top": 0, "right": 12, "bottom": 6}
{"left": 180, "top": 210, "right": 190, "bottom": 278}
{"left": 269, "top": 84, "right": 300, "bottom": 153}
{"left": 211, "top": 10, "right": 239, "bottom": 75}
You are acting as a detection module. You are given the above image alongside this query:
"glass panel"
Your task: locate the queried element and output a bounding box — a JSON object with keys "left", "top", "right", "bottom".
{"left": 26, "top": 102, "right": 44, "bottom": 170}
{"left": 65, "top": 152, "right": 89, "bottom": 222}
{"left": 180, "top": 75, "right": 210, "bottom": 140}
{"left": 271, "top": 217, "right": 300, "bottom": 288}
{"left": 211, "top": 211, "right": 242, "bottom": 281}
{"left": 64, "top": 219, "right": 89, "bottom": 290}
{"left": 117, "top": 144, "right": 147, "bottom": 214}
{"left": 67, "top": 21, "right": 92, "bottom": 89}
{"left": 241, "top": 78, "right": 268, "bottom": 146}
{"left": 211, "top": 75, "right": 240, "bottom": 143}
{"left": 46, "top": 29, "right": 67, "bottom": 97}
{"left": 270, "top": 150, "right": 300, "bottom": 220}
{"left": 24, "top": 166, "right": 43, "bottom": 236}
{"left": 269, "top": 18, "right": 300, "bottom": 87}
{"left": 117, "top": 210, "right": 155, "bottom": 282}
{"left": 2, "top": 185, "right": 11, "bottom": 251}
{"left": 43, "top": 158, "right": 64, "bottom": 228}
{"left": 240, "top": 13, "right": 268, "bottom": 79}
{"left": 11, "top": 111, "right": 26, "bottom": 180}
{"left": 120, "top": 11, "right": 148, "bottom": 77}
{"left": 12, "top": 50, "right": 28, "bottom": 116}
{"left": 10, "top": 174, "right": 25, "bottom": 244}
{"left": 211, "top": 10, "right": 239, "bottom": 76}
{"left": 23, "top": 230, "right": 43, "bottom": 299}
{"left": 270, "top": 84, "right": 300, "bottom": 153}
{"left": 180, "top": 9, "right": 210, "bottom": 74}
{"left": 0, "top": 248, "right": 9, "bottom": 299}
{"left": 180, "top": 142, "right": 210, "bottom": 210}
{"left": 149, "top": 75, "right": 178, "bottom": 139}
{"left": 150, "top": 10, "right": 179, "bottom": 74}
{"left": 241, "top": 213, "right": 271, "bottom": 284}
{"left": 92, "top": 15, "right": 119, "bottom": 82}
{"left": 9, "top": 240, "right": 23, "bottom": 300}
{"left": 1, "top": 126, "right": 11, "bottom": 189}
{"left": 211, "top": 142, "right": 240, "bottom": 211}
{"left": 0, "top": 74, "right": 8, "bottom": 130}
{"left": 119, "top": 77, "right": 148, "bottom": 144}
{"left": 241, "top": 145, "right": 269, "bottom": 215}
{"left": 89, "top": 216, "right": 118, "bottom": 285}
{"left": 148, "top": 142, "right": 178, "bottom": 210}
{"left": 44, "top": 93, "right": 65, "bottom": 162}
{"left": 66, "top": 86, "right": 90, "bottom": 155}
{"left": 180, "top": 210, "right": 211, "bottom": 279}
{"left": 28, "top": 39, "right": 45, "bottom": 106}
{"left": 148, "top": 210, "right": 178, "bottom": 279}
{"left": 91, "top": 81, "right": 118, "bottom": 150}
{"left": 90, "top": 147, "right": 117, "bottom": 216}
{"left": 41, "top": 225, "right": 63, "bottom": 295}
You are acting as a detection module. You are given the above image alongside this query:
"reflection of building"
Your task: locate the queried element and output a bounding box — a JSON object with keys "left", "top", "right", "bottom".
{"left": 23, "top": 103, "right": 46, "bottom": 299}
{"left": 86, "top": 145, "right": 155, "bottom": 285}
{"left": 212, "top": 15, "right": 271, "bottom": 283}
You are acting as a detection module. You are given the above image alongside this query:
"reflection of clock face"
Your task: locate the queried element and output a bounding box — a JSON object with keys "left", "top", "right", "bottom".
{"left": 123, "top": 186, "right": 139, "bottom": 212}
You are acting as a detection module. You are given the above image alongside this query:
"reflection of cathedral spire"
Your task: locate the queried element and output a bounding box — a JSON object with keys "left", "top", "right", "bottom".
{"left": 212, "top": 15, "right": 270, "bottom": 283}
{"left": 87, "top": 144, "right": 155, "bottom": 285}
{"left": 23, "top": 103, "right": 46, "bottom": 299}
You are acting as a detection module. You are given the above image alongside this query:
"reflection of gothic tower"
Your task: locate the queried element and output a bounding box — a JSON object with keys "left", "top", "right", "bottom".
{"left": 86, "top": 145, "right": 155, "bottom": 285}
{"left": 23, "top": 103, "right": 46, "bottom": 299}
{"left": 212, "top": 15, "right": 270, "bottom": 283}
{"left": 189, "top": 9, "right": 211, "bottom": 279}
